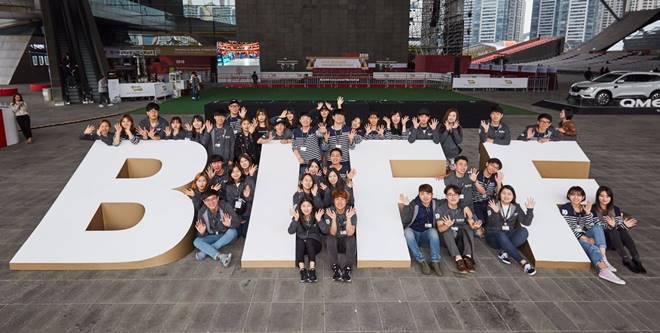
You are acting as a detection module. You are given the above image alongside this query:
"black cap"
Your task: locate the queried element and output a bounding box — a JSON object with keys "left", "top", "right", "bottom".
{"left": 417, "top": 108, "right": 430, "bottom": 116}
{"left": 201, "top": 190, "right": 219, "bottom": 201}
{"left": 271, "top": 117, "right": 286, "bottom": 126}
{"left": 228, "top": 99, "right": 240, "bottom": 106}
{"left": 213, "top": 109, "right": 227, "bottom": 117}
{"left": 209, "top": 155, "right": 224, "bottom": 163}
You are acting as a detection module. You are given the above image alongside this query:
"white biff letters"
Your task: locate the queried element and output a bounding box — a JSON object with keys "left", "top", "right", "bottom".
{"left": 10, "top": 140, "right": 207, "bottom": 270}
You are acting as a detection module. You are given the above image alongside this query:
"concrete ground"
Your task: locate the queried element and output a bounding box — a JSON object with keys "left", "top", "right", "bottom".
{"left": 1, "top": 77, "right": 660, "bottom": 332}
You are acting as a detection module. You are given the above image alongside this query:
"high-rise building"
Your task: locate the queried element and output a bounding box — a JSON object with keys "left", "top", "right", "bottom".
{"left": 470, "top": 0, "right": 525, "bottom": 44}
{"left": 529, "top": 0, "right": 600, "bottom": 49}
{"left": 596, "top": 0, "right": 625, "bottom": 35}
{"left": 627, "top": 0, "right": 660, "bottom": 10}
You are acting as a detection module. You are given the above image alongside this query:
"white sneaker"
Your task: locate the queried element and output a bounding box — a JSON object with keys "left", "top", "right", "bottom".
{"left": 218, "top": 253, "right": 232, "bottom": 267}
{"left": 603, "top": 257, "right": 617, "bottom": 272}
{"left": 598, "top": 268, "right": 625, "bottom": 285}
{"left": 498, "top": 252, "right": 511, "bottom": 265}
{"left": 98, "top": 104, "right": 104, "bottom": 108}
{"left": 523, "top": 263, "right": 537, "bottom": 276}
{"left": 107, "top": 103, "right": 114, "bottom": 107}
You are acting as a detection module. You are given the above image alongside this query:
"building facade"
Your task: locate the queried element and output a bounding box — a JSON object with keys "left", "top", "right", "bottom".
{"left": 470, "top": 0, "right": 524, "bottom": 44}
{"left": 530, "top": 0, "right": 600, "bottom": 49}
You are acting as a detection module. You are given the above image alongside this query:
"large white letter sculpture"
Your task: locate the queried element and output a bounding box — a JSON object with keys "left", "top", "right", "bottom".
{"left": 10, "top": 140, "right": 207, "bottom": 270}
{"left": 241, "top": 140, "right": 447, "bottom": 268}
{"left": 481, "top": 141, "right": 597, "bottom": 269}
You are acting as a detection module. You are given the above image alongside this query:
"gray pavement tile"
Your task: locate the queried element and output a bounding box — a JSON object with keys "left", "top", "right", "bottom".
{"left": 418, "top": 277, "right": 449, "bottom": 301}
{"left": 510, "top": 301, "right": 556, "bottom": 331}
{"left": 355, "top": 302, "right": 383, "bottom": 331}
{"left": 534, "top": 301, "right": 579, "bottom": 331}
{"left": 371, "top": 278, "right": 405, "bottom": 301}
{"left": 251, "top": 279, "right": 275, "bottom": 302}
{"left": 377, "top": 302, "right": 417, "bottom": 332}
{"left": 324, "top": 302, "right": 358, "bottom": 332}
{"left": 267, "top": 302, "right": 302, "bottom": 332}
{"left": 491, "top": 301, "right": 533, "bottom": 331}
{"left": 430, "top": 301, "right": 463, "bottom": 331}
{"left": 408, "top": 302, "right": 440, "bottom": 331}
{"left": 475, "top": 277, "right": 510, "bottom": 302}
{"left": 208, "top": 302, "right": 249, "bottom": 332}
{"left": 450, "top": 301, "right": 485, "bottom": 331}
{"left": 302, "top": 302, "right": 325, "bottom": 332}
{"left": 160, "top": 303, "right": 197, "bottom": 332}
{"left": 243, "top": 302, "right": 270, "bottom": 332}
{"left": 456, "top": 278, "right": 488, "bottom": 302}
{"left": 185, "top": 303, "right": 217, "bottom": 332}
{"left": 114, "top": 303, "right": 153, "bottom": 333}
{"left": 559, "top": 301, "right": 612, "bottom": 331}
{"left": 272, "top": 279, "right": 304, "bottom": 302}
{"left": 470, "top": 301, "right": 509, "bottom": 331}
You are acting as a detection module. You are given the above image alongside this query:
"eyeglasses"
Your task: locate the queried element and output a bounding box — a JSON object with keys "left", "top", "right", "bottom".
{"left": 446, "top": 193, "right": 460, "bottom": 197}
{"left": 539, "top": 120, "right": 551, "bottom": 124}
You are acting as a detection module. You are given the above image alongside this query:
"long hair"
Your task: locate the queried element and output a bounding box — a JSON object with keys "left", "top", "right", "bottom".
{"left": 389, "top": 111, "right": 403, "bottom": 135}
{"left": 325, "top": 168, "right": 347, "bottom": 190}
{"left": 120, "top": 114, "right": 137, "bottom": 134}
{"left": 11, "top": 93, "right": 23, "bottom": 105}
{"left": 296, "top": 198, "right": 317, "bottom": 224}
{"left": 255, "top": 108, "right": 271, "bottom": 130}
{"left": 441, "top": 108, "right": 460, "bottom": 131}
{"left": 595, "top": 185, "right": 614, "bottom": 213}
{"left": 191, "top": 172, "right": 209, "bottom": 192}
{"left": 298, "top": 173, "right": 316, "bottom": 192}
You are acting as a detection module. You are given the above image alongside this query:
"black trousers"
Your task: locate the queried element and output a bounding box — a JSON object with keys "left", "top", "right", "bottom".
{"left": 605, "top": 227, "right": 639, "bottom": 260}
{"left": 295, "top": 238, "right": 322, "bottom": 266}
{"left": 326, "top": 235, "right": 357, "bottom": 268}
{"left": 15, "top": 115, "right": 32, "bottom": 139}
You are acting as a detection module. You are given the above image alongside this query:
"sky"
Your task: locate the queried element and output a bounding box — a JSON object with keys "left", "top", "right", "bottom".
{"left": 523, "top": 0, "right": 533, "bottom": 34}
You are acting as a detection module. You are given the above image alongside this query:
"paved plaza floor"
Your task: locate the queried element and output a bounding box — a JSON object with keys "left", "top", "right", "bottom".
{"left": 1, "top": 83, "right": 659, "bottom": 332}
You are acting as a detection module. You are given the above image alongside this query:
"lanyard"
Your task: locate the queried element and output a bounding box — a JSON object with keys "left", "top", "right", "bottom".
{"left": 500, "top": 203, "right": 511, "bottom": 221}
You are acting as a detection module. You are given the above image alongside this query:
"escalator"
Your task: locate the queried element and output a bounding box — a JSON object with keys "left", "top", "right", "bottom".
{"left": 41, "top": 0, "right": 108, "bottom": 104}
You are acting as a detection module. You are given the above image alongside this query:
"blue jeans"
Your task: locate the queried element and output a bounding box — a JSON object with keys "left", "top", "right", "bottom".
{"left": 193, "top": 229, "right": 238, "bottom": 259}
{"left": 485, "top": 227, "right": 529, "bottom": 263}
{"left": 580, "top": 224, "right": 606, "bottom": 266}
{"left": 404, "top": 227, "right": 441, "bottom": 263}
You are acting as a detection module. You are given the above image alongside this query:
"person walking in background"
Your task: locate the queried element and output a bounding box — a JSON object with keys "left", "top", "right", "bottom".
{"left": 9, "top": 93, "right": 33, "bottom": 144}
{"left": 97, "top": 74, "right": 113, "bottom": 108}
{"left": 190, "top": 71, "right": 201, "bottom": 100}
{"left": 251, "top": 71, "right": 259, "bottom": 86}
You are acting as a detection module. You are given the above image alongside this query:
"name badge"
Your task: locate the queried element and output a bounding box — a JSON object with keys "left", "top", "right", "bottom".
{"left": 300, "top": 146, "right": 307, "bottom": 152}
{"left": 215, "top": 143, "right": 221, "bottom": 147}
{"left": 502, "top": 225, "right": 510, "bottom": 231}
{"left": 340, "top": 230, "right": 347, "bottom": 236}
{"left": 434, "top": 213, "right": 440, "bottom": 219}
{"left": 234, "top": 201, "right": 242, "bottom": 209}
{"left": 424, "top": 223, "right": 432, "bottom": 229}
{"left": 459, "top": 194, "right": 464, "bottom": 199}
{"left": 335, "top": 144, "right": 342, "bottom": 149}
{"left": 451, "top": 226, "right": 459, "bottom": 232}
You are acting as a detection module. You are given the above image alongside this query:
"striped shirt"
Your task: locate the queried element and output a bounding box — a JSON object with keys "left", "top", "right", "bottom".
{"left": 472, "top": 173, "right": 497, "bottom": 203}
{"left": 559, "top": 203, "right": 596, "bottom": 238}
{"left": 322, "top": 125, "right": 354, "bottom": 163}
{"left": 592, "top": 206, "right": 627, "bottom": 229}
{"left": 292, "top": 127, "right": 323, "bottom": 164}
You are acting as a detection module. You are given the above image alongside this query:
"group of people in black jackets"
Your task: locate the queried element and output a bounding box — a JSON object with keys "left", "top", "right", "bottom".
{"left": 79, "top": 98, "right": 645, "bottom": 284}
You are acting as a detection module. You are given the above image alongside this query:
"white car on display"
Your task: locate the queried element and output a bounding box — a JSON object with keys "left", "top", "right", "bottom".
{"left": 569, "top": 71, "right": 660, "bottom": 106}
